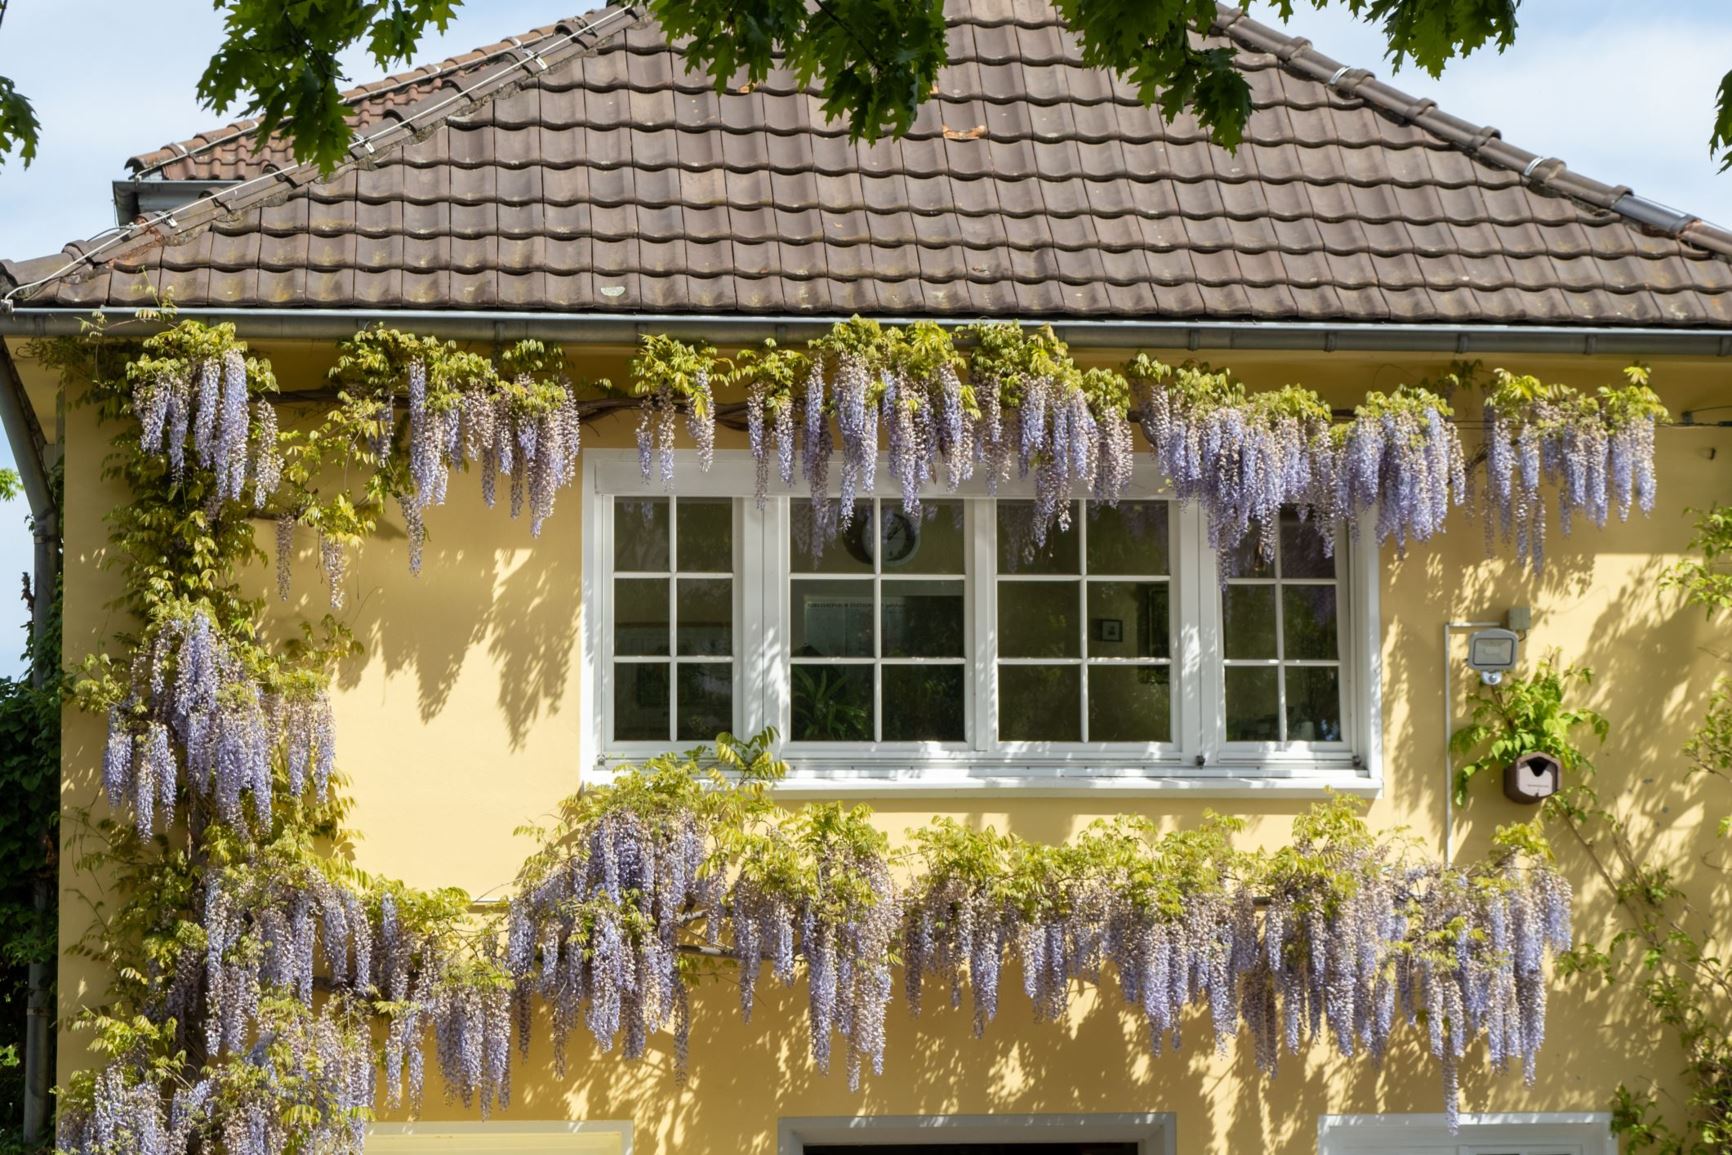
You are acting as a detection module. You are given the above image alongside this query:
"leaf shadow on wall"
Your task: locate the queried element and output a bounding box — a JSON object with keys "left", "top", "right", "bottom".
{"left": 1377, "top": 422, "right": 1732, "bottom": 1129}
{"left": 300, "top": 474, "right": 581, "bottom": 751}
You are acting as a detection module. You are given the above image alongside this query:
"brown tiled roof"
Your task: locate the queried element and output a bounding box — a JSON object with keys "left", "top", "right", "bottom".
{"left": 5, "top": 0, "right": 1731, "bottom": 324}
{"left": 122, "top": 19, "right": 598, "bottom": 183}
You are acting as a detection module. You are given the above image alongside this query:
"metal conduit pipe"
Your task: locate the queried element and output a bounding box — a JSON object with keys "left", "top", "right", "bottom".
{"left": 1441, "top": 620, "right": 1506, "bottom": 869}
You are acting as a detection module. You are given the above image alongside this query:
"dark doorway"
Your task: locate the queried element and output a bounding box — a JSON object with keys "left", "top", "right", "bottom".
{"left": 805, "top": 1146, "right": 1140, "bottom": 1154}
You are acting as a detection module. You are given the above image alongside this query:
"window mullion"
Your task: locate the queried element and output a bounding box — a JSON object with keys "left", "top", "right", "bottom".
{"left": 767, "top": 498, "right": 790, "bottom": 742}
{"left": 738, "top": 495, "right": 763, "bottom": 739}
{"left": 974, "top": 499, "right": 997, "bottom": 752}
{"left": 1184, "top": 502, "right": 1217, "bottom": 763}
{"left": 1077, "top": 503, "right": 1089, "bottom": 742}
{"left": 1272, "top": 523, "right": 1287, "bottom": 745}
{"left": 665, "top": 502, "right": 678, "bottom": 744}
{"left": 873, "top": 499, "right": 883, "bottom": 744}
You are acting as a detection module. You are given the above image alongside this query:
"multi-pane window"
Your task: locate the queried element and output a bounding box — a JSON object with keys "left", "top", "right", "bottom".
{"left": 1220, "top": 507, "right": 1345, "bottom": 744}
{"left": 789, "top": 499, "right": 967, "bottom": 744}
{"left": 589, "top": 452, "right": 1372, "bottom": 780}
{"left": 995, "top": 501, "right": 1173, "bottom": 744}
{"left": 610, "top": 496, "right": 734, "bottom": 742}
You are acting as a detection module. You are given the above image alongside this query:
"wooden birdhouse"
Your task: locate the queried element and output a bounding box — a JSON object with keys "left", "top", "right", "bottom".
{"left": 1504, "top": 751, "right": 1563, "bottom": 804}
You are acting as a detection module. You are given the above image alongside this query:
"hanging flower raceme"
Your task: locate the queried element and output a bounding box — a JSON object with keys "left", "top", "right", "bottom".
{"left": 902, "top": 815, "right": 1252, "bottom": 1054}
{"left": 963, "top": 323, "right": 1138, "bottom": 545}
{"left": 735, "top": 340, "right": 808, "bottom": 507}
{"left": 96, "top": 604, "right": 338, "bottom": 835}
{"left": 296, "top": 330, "right": 588, "bottom": 597}
{"left": 1335, "top": 385, "right": 1466, "bottom": 552}
{"left": 1480, "top": 366, "right": 1665, "bottom": 572}
{"left": 504, "top": 738, "right": 761, "bottom": 1077}
{"left": 126, "top": 323, "right": 283, "bottom": 507}
{"left": 760, "top": 803, "right": 898, "bottom": 1090}
{"left": 632, "top": 335, "right": 717, "bottom": 489}
{"left": 809, "top": 318, "right": 888, "bottom": 525}
{"left": 501, "top": 744, "right": 1568, "bottom": 1130}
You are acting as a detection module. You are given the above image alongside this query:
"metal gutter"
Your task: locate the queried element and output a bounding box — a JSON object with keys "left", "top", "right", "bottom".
{"left": 2, "top": 306, "right": 1730, "bottom": 356}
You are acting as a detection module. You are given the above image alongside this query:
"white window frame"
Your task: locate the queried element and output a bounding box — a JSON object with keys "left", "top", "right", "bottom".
{"left": 582, "top": 449, "right": 1382, "bottom": 797}
{"left": 1318, "top": 1113, "right": 1615, "bottom": 1155}
{"left": 367, "top": 1122, "right": 634, "bottom": 1155}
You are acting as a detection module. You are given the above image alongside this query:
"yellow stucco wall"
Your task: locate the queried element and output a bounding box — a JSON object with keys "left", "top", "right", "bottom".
{"left": 31, "top": 336, "right": 1732, "bottom": 1153}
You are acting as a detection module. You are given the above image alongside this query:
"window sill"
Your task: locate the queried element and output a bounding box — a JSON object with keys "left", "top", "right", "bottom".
{"left": 587, "top": 759, "right": 1382, "bottom": 799}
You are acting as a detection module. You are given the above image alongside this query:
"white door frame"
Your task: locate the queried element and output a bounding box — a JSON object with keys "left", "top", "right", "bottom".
{"left": 1318, "top": 1113, "right": 1615, "bottom": 1155}
{"left": 777, "top": 1112, "right": 1175, "bottom": 1155}
{"left": 367, "top": 1122, "right": 634, "bottom": 1155}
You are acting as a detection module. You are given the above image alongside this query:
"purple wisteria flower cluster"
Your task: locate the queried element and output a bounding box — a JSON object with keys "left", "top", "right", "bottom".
{"left": 734, "top": 322, "right": 1139, "bottom": 551}
{"left": 59, "top": 1003, "right": 377, "bottom": 1155}
{"left": 898, "top": 807, "right": 1569, "bottom": 1133}
{"left": 1481, "top": 367, "right": 1666, "bottom": 573}
{"left": 632, "top": 335, "right": 717, "bottom": 489}
{"left": 65, "top": 848, "right": 511, "bottom": 1155}
{"left": 501, "top": 752, "right": 1569, "bottom": 1130}
{"left": 1132, "top": 357, "right": 1467, "bottom": 566}
{"left": 101, "top": 607, "right": 335, "bottom": 836}
{"left": 506, "top": 801, "right": 722, "bottom": 1078}
{"left": 129, "top": 329, "right": 283, "bottom": 509}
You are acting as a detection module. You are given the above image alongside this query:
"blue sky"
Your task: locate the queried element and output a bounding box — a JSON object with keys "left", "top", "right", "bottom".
{"left": 0, "top": 0, "right": 1728, "bottom": 676}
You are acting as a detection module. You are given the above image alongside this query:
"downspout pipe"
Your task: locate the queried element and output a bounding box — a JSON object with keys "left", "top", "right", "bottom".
{"left": 0, "top": 340, "right": 58, "bottom": 1146}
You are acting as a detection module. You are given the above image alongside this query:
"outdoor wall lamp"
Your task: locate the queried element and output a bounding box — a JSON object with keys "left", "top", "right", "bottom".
{"left": 1465, "top": 627, "right": 1520, "bottom": 685}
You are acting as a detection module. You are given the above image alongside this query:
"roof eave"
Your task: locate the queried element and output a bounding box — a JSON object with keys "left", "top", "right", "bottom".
{"left": 4, "top": 306, "right": 1730, "bottom": 357}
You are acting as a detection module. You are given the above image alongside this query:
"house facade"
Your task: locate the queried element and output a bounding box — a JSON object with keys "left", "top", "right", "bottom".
{"left": 4, "top": 2, "right": 1732, "bottom": 1152}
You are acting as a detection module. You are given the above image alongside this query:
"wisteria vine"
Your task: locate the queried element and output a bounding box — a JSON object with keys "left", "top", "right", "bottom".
{"left": 118, "top": 321, "right": 1667, "bottom": 589}
{"left": 506, "top": 735, "right": 1570, "bottom": 1129}
{"left": 50, "top": 314, "right": 1644, "bottom": 1155}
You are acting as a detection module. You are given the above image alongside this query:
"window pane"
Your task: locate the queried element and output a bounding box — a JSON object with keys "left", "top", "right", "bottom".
{"left": 999, "top": 664, "right": 1081, "bottom": 741}
{"left": 997, "top": 501, "right": 1079, "bottom": 575}
{"left": 1086, "top": 501, "right": 1169, "bottom": 575}
{"left": 792, "top": 664, "right": 872, "bottom": 741}
{"left": 1088, "top": 581, "right": 1168, "bottom": 660}
{"left": 1223, "top": 585, "right": 1277, "bottom": 660}
{"left": 1225, "top": 666, "right": 1281, "bottom": 741}
{"left": 882, "top": 666, "right": 965, "bottom": 741}
{"left": 998, "top": 581, "right": 1080, "bottom": 658}
{"left": 1279, "top": 509, "right": 1335, "bottom": 578}
{"left": 613, "top": 662, "right": 669, "bottom": 740}
{"left": 614, "top": 578, "right": 670, "bottom": 656}
{"left": 676, "top": 578, "right": 732, "bottom": 656}
{"left": 677, "top": 498, "right": 733, "bottom": 572}
{"left": 792, "top": 500, "right": 872, "bottom": 573}
{"left": 1089, "top": 665, "right": 1171, "bottom": 742}
{"left": 1282, "top": 585, "right": 1339, "bottom": 661}
{"left": 882, "top": 580, "right": 965, "bottom": 657}
{"left": 792, "top": 580, "right": 874, "bottom": 658}
{"left": 1225, "top": 531, "right": 1274, "bottom": 579}
{"left": 895, "top": 501, "right": 966, "bottom": 574}
{"left": 676, "top": 664, "right": 733, "bottom": 741}
{"left": 614, "top": 498, "right": 669, "bottom": 571}
{"left": 1286, "top": 666, "right": 1343, "bottom": 742}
